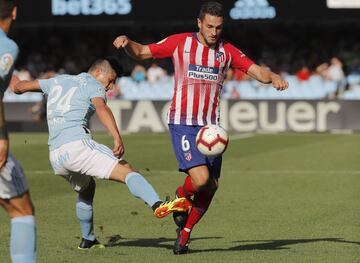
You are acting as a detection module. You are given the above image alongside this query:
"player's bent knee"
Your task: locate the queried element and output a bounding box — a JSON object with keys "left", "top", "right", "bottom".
{"left": 188, "top": 165, "right": 211, "bottom": 188}
{"left": 192, "top": 175, "right": 209, "bottom": 189}
{"left": 8, "top": 207, "right": 34, "bottom": 219}
{"left": 109, "top": 163, "right": 134, "bottom": 183}
{"left": 78, "top": 178, "right": 96, "bottom": 202}
{"left": 119, "top": 160, "right": 138, "bottom": 172}
{"left": 14, "top": 204, "right": 34, "bottom": 218}
{"left": 2, "top": 194, "right": 35, "bottom": 218}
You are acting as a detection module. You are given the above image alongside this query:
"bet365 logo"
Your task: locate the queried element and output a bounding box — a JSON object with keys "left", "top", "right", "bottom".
{"left": 52, "top": 0, "right": 132, "bottom": 16}
{"left": 230, "top": 0, "right": 276, "bottom": 20}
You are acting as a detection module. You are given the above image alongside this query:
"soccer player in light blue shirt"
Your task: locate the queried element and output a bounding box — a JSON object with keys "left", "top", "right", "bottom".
{"left": 12, "top": 58, "right": 191, "bottom": 249}
{"left": 0, "top": 1, "right": 36, "bottom": 263}
{"left": 38, "top": 72, "right": 108, "bottom": 151}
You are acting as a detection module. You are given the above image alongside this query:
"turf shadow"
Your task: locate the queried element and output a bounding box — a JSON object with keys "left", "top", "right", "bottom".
{"left": 188, "top": 237, "right": 360, "bottom": 254}
{"left": 104, "top": 234, "right": 223, "bottom": 250}
{"left": 104, "top": 235, "right": 360, "bottom": 254}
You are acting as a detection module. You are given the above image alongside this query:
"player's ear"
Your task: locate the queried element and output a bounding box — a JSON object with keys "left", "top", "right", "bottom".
{"left": 91, "top": 68, "right": 101, "bottom": 79}
{"left": 197, "top": 18, "right": 202, "bottom": 30}
{"left": 12, "top": 7, "right": 17, "bottom": 20}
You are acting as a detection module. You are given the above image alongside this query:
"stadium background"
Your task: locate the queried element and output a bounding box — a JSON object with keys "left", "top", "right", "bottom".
{"left": 5, "top": 0, "right": 360, "bottom": 133}
{"left": 1, "top": 1, "right": 359, "bottom": 262}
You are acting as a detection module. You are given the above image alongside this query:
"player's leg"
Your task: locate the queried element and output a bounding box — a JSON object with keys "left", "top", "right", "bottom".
{"left": 109, "top": 160, "right": 160, "bottom": 207}
{"left": 59, "top": 173, "right": 104, "bottom": 250}
{"left": 174, "top": 178, "right": 218, "bottom": 254}
{"left": 0, "top": 192, "right": 34, "bottom": 217}
{"left": 51, "top": 145, "right": 102, "bottom": 250}
{"left": 172, "top": 165, "right": 210, "bottom": 229}
{"left": 0, "top": 154, "right": 36, "bottom": 263}
{"left": 75, "top": 178, "right": 104, "bottom": 249}
{"left": 0, "top": 193, "right": 36, "bottom": 263}
{"left": 169, "top": 125, "right": 212, "bottom": 227}
{"left": 176, "top": 164, "right": 210, "bottom": 200}
{"left": 57, "top": 139, "right": 190, "bottom": 219}
{"left": 172, "top": 137, "right": 223, "bottom": 254}
{"left": 186, "top": 178, "right": 218, "bottom": 230}
{"left": 109, "top": 160, "right": 191, "bottom": 218}
{"left": 169, "top": 124, "right": 215, "bottom": 201}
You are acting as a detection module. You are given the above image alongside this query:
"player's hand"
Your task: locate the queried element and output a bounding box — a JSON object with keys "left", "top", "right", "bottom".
{"left": 9, "top": 75, "right": 20, "bottom": 92}
{"left": 271, "top": 74, "right": 289, "bottom": 91}
{"left": 113, "top": 36, "right": 129, "bottom": 49}
{"left": 0, "top": 139, "right": 9, "bottom": 169}
{"left": 113, "top": 137, "right": 125, "bottom": 159}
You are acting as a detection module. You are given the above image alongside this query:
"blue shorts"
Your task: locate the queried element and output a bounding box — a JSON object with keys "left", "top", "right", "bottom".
{"left": 168, "top": 124, "right": 222, "bottom": 179}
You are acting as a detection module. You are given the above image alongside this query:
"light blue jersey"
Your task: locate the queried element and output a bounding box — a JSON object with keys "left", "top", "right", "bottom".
{"left": 39, "top": 73, "right": 106, "bottom": 150}
{"left": 0, "top": 28, "right": 19, "bottom": 94}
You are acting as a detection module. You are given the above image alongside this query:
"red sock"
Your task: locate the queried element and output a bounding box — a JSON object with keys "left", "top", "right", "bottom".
{"left": 179, "top": 228, "right": 191, "bottom": 246}
{"left": 184, "top": 189, "right": 215, "bottom": 231}
{"left": 177, "top": 176, "right": 198, "bottom": 199}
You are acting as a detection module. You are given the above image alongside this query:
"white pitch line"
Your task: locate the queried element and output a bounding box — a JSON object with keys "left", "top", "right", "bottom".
{"left": 226, "top": 170, "right": 360, "bottom": 174}
{"left": 26, "top": 169, "right": 360, "bottom": 175}
{"left": 27, "top": 170, "right": 53, "bottom": 174}
{"left": 230, "top": 133, "right": 255, "bottom": 140}
{"left": 147, "top": 170, "right": 360, "bottom": 174}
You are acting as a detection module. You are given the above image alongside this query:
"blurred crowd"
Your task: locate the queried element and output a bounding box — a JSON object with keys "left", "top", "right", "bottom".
{"left": 12, "top": 54, "right": 353, "bottom": 101}
{"left": 8, "top": 23, "right": 360, "bottom": 102}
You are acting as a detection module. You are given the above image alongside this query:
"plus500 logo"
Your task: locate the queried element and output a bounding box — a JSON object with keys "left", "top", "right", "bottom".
{"left": 52, "top": 0, "right": 132, "bottom": 16}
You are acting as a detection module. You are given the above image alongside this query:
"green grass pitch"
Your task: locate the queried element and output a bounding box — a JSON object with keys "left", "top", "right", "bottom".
{"left": 0, "top": 132, "right": 359, "bottom": 262}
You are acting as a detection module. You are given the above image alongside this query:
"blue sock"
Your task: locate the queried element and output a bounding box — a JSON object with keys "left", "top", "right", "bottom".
{"left": 125, "top": 172, "right": 162, "bottom": 207}
{"left": 76, "top": 198, "right": 95, "bottom": 241}
{"left": 10, "top": 215, "right": 36, "bottom": 263}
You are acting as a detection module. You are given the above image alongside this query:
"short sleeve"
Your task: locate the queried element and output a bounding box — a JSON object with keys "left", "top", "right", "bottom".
{"left": 0, "top": 43, "right": 19, "bottom": 79}
{"left": 148, "top": 34, "right": 184, "bottom": 59}
{"left": 38, "top": 79, "right": 53, "bottom": 94}
{"left": 227, "top": 44, "right": 254, "bottom": 73}
{"left": 87, "top": 81, "right": 106, "bottom": 100}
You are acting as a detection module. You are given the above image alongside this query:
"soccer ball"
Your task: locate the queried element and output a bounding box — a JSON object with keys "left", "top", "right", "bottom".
{"left": 196, "top": 125, "right": 229, "bottom": 157}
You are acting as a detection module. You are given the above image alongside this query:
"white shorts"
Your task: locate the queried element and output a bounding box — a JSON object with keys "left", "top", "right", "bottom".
{"left": 0, "top": 153, "right": 29, "bottom": 199}
{"left": 50, "top": 139, "right": 119, "bottom": 192}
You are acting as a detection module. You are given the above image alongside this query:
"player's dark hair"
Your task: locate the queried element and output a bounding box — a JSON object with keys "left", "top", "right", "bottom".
{"left": 0, "top": 0, "right": 16, "bottom": 20}
{"left": 199, "top": 1, "right": 224, "bottom": 20}
{"left": 89, "top": 58, "right": 123, "bottom": 77}
{"left": 106, "top": 57, "right": 123, "bottom": 77}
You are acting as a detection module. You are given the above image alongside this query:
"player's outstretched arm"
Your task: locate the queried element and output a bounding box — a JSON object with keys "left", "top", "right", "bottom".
{"left": 113, "top": 35, "right": 153, "bottom": 60}
{"left": 247, "top": 64, "right": 289, "bottom": 91}
{"left": 92, "top": 97, "right": 124, "bottom": 158}
{"left": 11, "top": 80, "right": 42, "bottom": 94}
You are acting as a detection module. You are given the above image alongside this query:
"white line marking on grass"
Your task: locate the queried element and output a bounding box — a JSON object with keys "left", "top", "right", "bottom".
{"left": 230, "top": 170, "right": 360, "bottom": 174}
{"left": 230, "top": 133, "right": 255, "bottom": 140}
{"left": 140, "top": 170, "right": 360, "bottom": 175}
{"left": 27, "top": 169, "right": 360, "bottom": 175}
{"left": 27, "top": 170, "right": 53, "bottom": 174}
{"left": 330, "top": 129, "right": 354, "bottom": 134}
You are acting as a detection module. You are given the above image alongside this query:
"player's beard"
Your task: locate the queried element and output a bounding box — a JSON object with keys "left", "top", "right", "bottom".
{"left": 199, "top": 30, "right": 219, "bottom": 48}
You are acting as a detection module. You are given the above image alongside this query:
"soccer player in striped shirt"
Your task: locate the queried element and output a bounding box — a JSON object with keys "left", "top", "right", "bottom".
{"left": 113, "top": 1, "right": 288, "bottom": 254}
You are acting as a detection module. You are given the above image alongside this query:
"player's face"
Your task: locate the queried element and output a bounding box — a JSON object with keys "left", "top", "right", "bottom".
{"left": 96, "top": 70, "right": 117, "bottom": 91}
{"left": 197, "top": 14, "right": 223, "bottom": 47}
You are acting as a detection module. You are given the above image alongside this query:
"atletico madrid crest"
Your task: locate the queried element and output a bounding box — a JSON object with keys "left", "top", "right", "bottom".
{"left": 215, "top": 51, "right": 225, "bottom": 63}
{"left": 184, "top": 152, "right": 192, "bottom": 161}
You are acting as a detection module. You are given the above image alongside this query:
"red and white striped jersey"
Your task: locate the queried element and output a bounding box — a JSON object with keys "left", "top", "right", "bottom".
{"left": 148, "top": 32, "right": 254, "bottom": 126}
